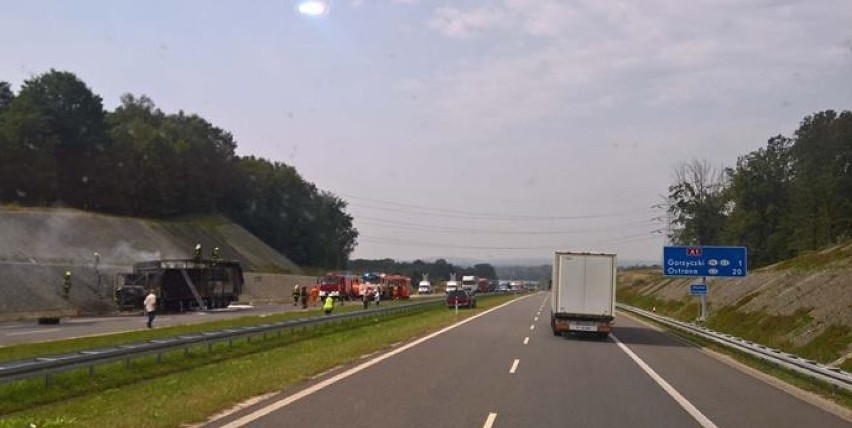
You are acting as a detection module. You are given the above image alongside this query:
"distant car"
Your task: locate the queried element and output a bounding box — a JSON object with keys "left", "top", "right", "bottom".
{"left": 497, "top": 285, "right": 509, "bottom": 293}
{"left": 417, "top": 281, "right": 433, "bottom": 294}
{"left": 446, "top": 290, "right": 476, "bottom": 308}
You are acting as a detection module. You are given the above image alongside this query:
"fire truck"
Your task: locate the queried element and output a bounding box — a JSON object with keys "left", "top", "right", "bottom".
{"left": 318, "top": 272, "right": 361, "bottom": 301}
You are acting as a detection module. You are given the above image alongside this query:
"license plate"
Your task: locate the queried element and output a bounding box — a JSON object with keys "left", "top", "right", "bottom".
{"left": 569, "top": 323, "right": 597, "bottom": 332}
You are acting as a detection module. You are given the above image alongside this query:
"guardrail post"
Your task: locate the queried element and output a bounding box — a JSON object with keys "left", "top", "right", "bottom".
{"left": 125, "top": 358, "right": 130, "bottom": 368}
{"left": 45, "top": 373, "right": 51, "bottom": 387}
{"left": 157, "top": 352, "right": 162, "bottom": 364}
{"left": 228, "top": 339, "right": 233, "bottom": 348}
{"left": 89, "top": 365, "right": 94, "bottom": 376}
{"left": 208, "top": 343, "right": 213, "bottom": 353}
{"left": 184, "top": 346, "right": 190, "bottom": 356}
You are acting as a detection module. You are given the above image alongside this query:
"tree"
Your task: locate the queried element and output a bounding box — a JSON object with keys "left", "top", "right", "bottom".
{"left": 666, "top": 159, "right": 730, "bottom": 245}
{"left": 788, "top": 110, "right": 852, "bottom": 251}
{"left": 12, "top": 70, "right": 108, "bottom": 208}
{"left": 724, "top": 136, "right": 794, "bottom": 266}
{"left": 0, "top": 81, "right": 13, "bottom": 114}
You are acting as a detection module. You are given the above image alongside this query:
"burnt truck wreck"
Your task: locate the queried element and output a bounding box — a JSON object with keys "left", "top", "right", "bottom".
{"left": 115, "top": 259, "right": 244, "bottom": 312}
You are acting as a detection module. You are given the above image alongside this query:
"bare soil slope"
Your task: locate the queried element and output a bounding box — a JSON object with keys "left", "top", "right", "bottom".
{"left": 0, "top": 207, "right": 301, "bottom": 318}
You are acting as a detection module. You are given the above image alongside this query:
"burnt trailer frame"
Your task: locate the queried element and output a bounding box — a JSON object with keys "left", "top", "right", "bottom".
{"left": 115, "top": 259, "right": 244, "bottom": 312}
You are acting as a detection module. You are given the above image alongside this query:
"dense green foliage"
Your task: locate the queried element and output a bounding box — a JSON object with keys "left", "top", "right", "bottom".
{"left": 348, "top": 258, "right": 497, "bottom": 281}
{"left": 666, "top": 110, "right": 852, "bottom": 267}
{"left": 0, "top": 70, "right": 357, "bottom": 268}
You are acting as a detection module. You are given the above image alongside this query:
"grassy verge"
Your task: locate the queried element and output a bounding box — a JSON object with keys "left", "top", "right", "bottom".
{"left": 618, "top": 287, "right": 850, "bottom": 366}
{"left": 0, "top": 294, "right": 518, "bottom": 428}
{"left": 622, "top": 310, "right": 852, "bottom": 411}
{"left": 0, "top": 299, "right": 429, "bottom": 362}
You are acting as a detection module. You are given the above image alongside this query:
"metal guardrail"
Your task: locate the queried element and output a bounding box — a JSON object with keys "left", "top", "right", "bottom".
{"left": 0, "top": 298, "right": 447, "bottom": 386}
{"left": 617, "top": 303, "right": 852, "bottom": 393}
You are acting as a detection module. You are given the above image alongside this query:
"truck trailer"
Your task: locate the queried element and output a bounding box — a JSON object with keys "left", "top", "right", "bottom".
{"left": 550, "top": 251, "right": 616, "bottom": 339}
{"left": 115, "top": 259, "right": 244, "bottom": 312}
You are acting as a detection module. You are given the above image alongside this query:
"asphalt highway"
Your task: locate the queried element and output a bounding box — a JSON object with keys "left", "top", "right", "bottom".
{"left": 206, "top": 292, "right": 851, "bottom": 428}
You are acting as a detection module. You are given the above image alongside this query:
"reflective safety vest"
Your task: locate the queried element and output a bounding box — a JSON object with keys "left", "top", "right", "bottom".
{"left": 323, "top": 296, "right": 334, "bottom": 310}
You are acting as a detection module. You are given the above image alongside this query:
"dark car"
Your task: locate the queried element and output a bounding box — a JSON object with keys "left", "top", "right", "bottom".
{"left": 446, "top": 289, "right": 476, "bottom": 309}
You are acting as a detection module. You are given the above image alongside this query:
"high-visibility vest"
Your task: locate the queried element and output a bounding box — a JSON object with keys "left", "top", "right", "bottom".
{"left": 323, "top": 296, "right": 334, "bottom": 310}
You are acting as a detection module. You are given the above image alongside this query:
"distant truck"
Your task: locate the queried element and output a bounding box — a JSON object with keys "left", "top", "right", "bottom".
{"left": 550, "top": 251, "right": 617, "bottom": 339}
{"left": 461, "top": 275, "right": 477, "bottom": 291}
{"left": 115, "top": 259, "right": 244, "bottom": 312}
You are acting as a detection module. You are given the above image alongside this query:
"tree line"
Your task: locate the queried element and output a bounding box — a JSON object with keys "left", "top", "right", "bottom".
{"left": 666, "top": 110, "right": 852, "bottom": 267}
{"left": 0, "top": 70, "right": 357, "bottom": 268}
{"left": 348, "top": 258, "right": 498, "bottom": 282}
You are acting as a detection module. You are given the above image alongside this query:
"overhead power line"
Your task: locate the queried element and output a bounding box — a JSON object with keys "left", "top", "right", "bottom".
{"left": 356, "top": 216, "right": 655, "bottom": 235}
{"left": 341, "top": 193, "right": 655, "bottom": 221}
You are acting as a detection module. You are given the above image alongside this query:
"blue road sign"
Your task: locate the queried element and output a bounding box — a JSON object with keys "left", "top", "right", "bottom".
{"left": 690, "top": 283, "right": 708, "bottom": 295}
{"left": 663, "top": 246, "right": 748, "bottom": 278}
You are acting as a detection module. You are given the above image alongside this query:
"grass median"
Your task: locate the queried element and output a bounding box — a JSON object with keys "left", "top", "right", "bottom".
{"left": 0, "top": 299, "right": 433, "bottom": 363}
{"left": 0, "top": 294, "right": 521, "bottom": 428}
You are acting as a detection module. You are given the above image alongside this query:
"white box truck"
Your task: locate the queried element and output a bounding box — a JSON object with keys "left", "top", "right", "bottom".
{"left": 550, "top": 251, "right": 616, "bottom": 338}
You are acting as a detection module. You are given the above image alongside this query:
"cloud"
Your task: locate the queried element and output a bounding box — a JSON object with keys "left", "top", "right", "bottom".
{"left": 413, "top": 0, "right": 852, "bottom": 139}
{"left": 428, "top": 5, "right": 512, "bottom": 38}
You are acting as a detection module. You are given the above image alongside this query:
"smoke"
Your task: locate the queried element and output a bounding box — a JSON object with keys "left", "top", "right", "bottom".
{"left": 102, "top": 241, "right": 163, "bottom": 264}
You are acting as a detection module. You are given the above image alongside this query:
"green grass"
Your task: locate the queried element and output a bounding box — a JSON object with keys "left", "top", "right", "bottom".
{"left": 617, "top": 287, "right": 698, "bottom": 320}
{"left": 0, "top": 294, "right": 518, "bottom": 428}
{"left": 842, "top": 359, "right": 852, "bottom": 372}
{"left": 771, "top": 243, "right": 852, "bottom": 271}
{"left": 706, "top": 307, "right": 813, "bottom": 355}
{"left": 793, "top": 325, "right": 852, "bottom": 363}
{"left": 620, "top": 286, "right": 851, "bottom": 365}
{"left": 0, "top": 299, "right": 427, "bottom": 363}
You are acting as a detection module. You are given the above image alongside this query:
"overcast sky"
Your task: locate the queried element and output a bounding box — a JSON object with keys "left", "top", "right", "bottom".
{"left": 2, "top": 1, "right": 851, "bottom": 265}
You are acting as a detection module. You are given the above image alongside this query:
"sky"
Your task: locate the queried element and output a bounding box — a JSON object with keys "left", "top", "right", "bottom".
{"left": 2, "top": 0, "right": 851, "bottom": 265}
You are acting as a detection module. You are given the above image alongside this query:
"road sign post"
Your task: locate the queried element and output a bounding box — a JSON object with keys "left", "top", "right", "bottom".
{"left": 664, "top": 246, "right": 748, "bottom": 323}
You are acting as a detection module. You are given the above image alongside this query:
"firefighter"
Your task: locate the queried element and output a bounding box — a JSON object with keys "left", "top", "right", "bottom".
{"left": 300, "top": 285, "right": 308, "bottom": 309}
{"left": 293, "top": 284, "right": 300, "bottom": 306}
{"left": 323, "top": 294, "right": 334, "bottom": 315}
{"left": 62, "top": 271, "right": 72, "bottom": 299}
{"left": 193, "top": 244, "right": 202, "bottom": 261}
{"left": 310, "top": 285, "right": 319, "bottom": 307}
{"left": 211, "top": 247, "right": 220, "bottom": 261}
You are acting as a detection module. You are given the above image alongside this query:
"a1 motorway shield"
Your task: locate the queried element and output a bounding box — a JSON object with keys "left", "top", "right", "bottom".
{"left": 663, "top": 246, "right": 748, "bottom": 278}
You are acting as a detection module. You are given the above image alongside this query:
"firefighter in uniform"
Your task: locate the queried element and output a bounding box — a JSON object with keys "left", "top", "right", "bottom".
{"left": 62, "top": 271, "right": 72, "bottom": 299}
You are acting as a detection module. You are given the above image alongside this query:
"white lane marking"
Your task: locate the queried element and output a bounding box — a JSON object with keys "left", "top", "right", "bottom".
{"left": 612, "top": 335, "right": 718, "bottom": 428}
{"left": 6, "top": 328, "right": 61, "bottom": 336}
{"left": 483, "top": 412, "right": 498, "bottom": 428}
{"left": 509, "top": 358, "right": 520, "bottom": 374}
{"left": 523, "top": 337, "right": 529, "bottom": 345}
{"left": 530, "top": 325, "right": 535, "bottom": 330}
{"left": 218, "top": 295, "right": 533, "bottom": 428}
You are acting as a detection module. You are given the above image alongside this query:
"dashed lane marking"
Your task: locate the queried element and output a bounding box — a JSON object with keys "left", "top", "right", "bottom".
{"left": 509, "top": 359, "right": 519, "bottom": 374}
{"left": 483, "top": 412, "right": 497, "bottom": 428}
{"left": 523, "top": 337, "right": 529, "bottom": 345}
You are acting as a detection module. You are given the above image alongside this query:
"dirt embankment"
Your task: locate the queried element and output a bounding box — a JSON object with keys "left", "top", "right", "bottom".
{"left": 619, "top": 242, "right": 852, "bottom": 367}
{"left": 0, "top": 207, "right": 303, "bottom": 319}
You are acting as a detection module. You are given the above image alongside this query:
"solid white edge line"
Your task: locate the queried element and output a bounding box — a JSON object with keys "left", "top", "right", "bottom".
{"left": 218, "top": 295, "right": 533, "bottom": 428}
{"left": 523, "top": 337, "right": 529, "bottom": 345}
{"left": 483, "top": 412, "right": 498, "bottom": 428}
{"left": 510, "top": 358, "right": 520, "bottom": 374}
{"left": 612, "top": 334, "right": 718, "bottom": 428}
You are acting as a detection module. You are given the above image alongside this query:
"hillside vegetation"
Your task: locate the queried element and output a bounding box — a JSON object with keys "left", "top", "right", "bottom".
{"left": 619, "top": 241, "right": 852, "bottom": 369}
{"left": 0, "top": 71, "right": 356, "bottom": 270}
